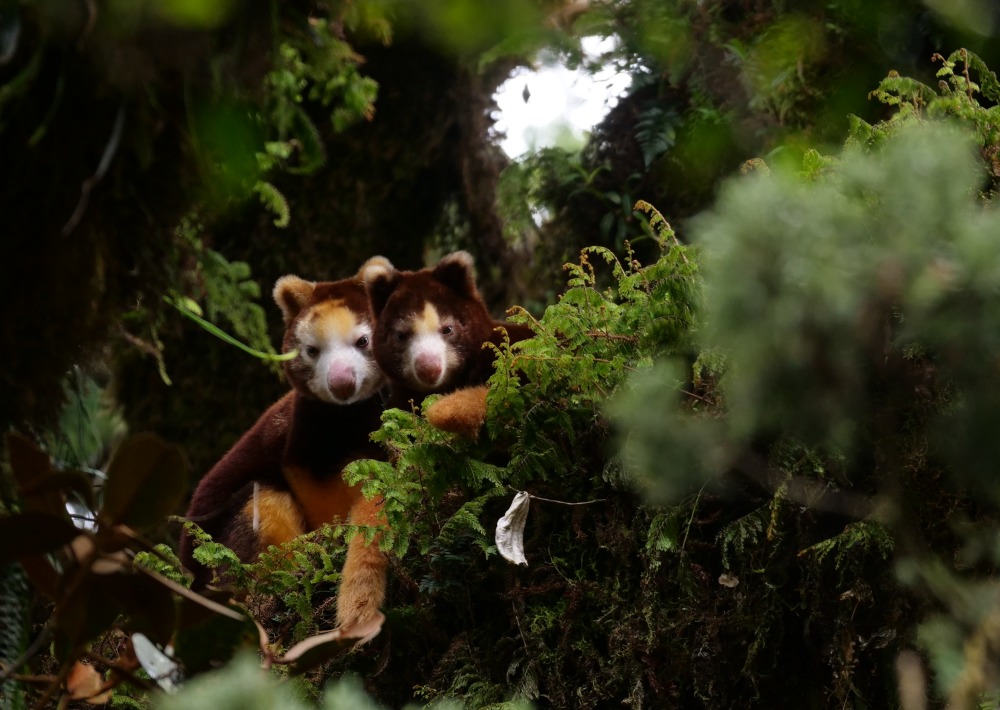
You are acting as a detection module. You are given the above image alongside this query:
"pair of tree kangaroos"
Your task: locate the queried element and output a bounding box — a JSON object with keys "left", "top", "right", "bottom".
{"left": 178, "top": 252, "right": 533, "bottom": 636}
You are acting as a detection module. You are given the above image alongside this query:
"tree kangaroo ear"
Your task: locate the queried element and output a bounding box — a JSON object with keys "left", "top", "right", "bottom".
{"left": 366, "top": 269, "right": 401, "bottom": 316}
{"left": 357, "top": 256, "right": 395, "bottom": 285}
{"left": 273, "top": 275, "right": 315, "bottom": 326}
{"left": 432, "top": 251, "right": 479, "bottom": 299}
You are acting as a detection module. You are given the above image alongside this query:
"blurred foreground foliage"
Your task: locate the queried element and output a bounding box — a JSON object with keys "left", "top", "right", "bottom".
{"left": 616, "top": 50, "right": 1000, "bottom": 707}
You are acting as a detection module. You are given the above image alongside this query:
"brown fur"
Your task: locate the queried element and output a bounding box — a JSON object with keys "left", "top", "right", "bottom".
{"left": 368, "top": 251, "right": 533, "bottom": 433}
{"left": 425, "top": 385, "right": 489, "bottom": 439}
{"left": 179, "top": 259, "right": 393, "bottom": 631}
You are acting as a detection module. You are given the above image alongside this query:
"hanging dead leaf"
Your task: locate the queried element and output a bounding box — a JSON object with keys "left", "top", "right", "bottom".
{"left": 496, "top": 491, "right": 530, "bottom": 566}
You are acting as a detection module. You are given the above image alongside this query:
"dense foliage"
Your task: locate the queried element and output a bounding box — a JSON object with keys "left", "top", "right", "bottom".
{"left": 6, "top": 0, "right": 1000, "bottom": 708}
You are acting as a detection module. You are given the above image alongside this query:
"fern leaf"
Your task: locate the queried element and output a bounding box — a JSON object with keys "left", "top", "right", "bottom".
{"left": 717, "top": 507, "right": 768, "bottom": 570}
{"left": 253, "top": 181, "right": 291, "bottom": 228}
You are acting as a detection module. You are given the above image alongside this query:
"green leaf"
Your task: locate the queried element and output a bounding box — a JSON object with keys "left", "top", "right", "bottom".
{"left": 164, "top": 295, "right": 296, "bottom": 362}
{"left": 100, "top": 434, "right": 187, "bottom": 532}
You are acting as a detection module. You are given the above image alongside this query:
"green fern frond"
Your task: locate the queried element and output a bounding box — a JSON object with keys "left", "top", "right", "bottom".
{"left": 717, "top": 507, "right": 768, "bottom": 570}
{"left": 253, "top": 181, "right": 290, "bottom": 228}
{"left": 634, "top": 199, "right": 677, "bottom": 248}
{"left": 437, "top": 490, "right": 508, "bottom": 556}
{"left": 174, "top": 218, "right": 284, "bottom": 370}
{"left": 134, "top": 543, "right": 189, "bottom": 586}
{"left": 799, "top": 520, "right": 894, "bottom": 567}
{"left": 644, "top": 507, "right": 685, "bottom": 567}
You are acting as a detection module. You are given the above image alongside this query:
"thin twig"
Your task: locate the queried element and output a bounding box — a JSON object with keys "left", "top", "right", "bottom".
{"left": 133, "top": 566, "right": 245, "bottom": 622}
{"left": 118, "top": 326, "right": 161, "bottom": 360}
{"left": 526, "top": 493, "right": 606, "bottom": 506}
{"left": 62, "top": 102, "right": 125, "bottom": 236}
{"left": 681, "top": 388, "right": 715, "bottom": 406}
{"left": 680, "top": 483, "right": 708, "bottom": 553}
{"left": 511, "top": 599, "right": 531, "bottom": 658}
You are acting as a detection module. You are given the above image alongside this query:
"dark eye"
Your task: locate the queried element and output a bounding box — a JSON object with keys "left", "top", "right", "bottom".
{"left": 441, "top": 325, "right": 454, "bottom": 336}
{"left": 395, "top": 331, "right": 408, "bottom": 343}
{"left": 304, "top": 345, "right": 320, "bottom": 358}
{"left": 355, "top": 335, "right": 369, "bottom": 348}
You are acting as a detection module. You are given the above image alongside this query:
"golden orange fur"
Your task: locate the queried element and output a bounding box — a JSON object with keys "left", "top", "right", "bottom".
{"left": 241, "top": 487, "right": 307, "bottom": 550}
{"left": 335, "top": 494, "right": 388, "bottom": 630}
{"left": 426, "top": 385, "right": 489, "bottom": 439}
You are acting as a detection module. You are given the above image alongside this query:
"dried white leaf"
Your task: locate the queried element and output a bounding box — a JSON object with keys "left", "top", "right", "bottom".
{"left": 133, "top": 633, "right": 181, "bottom": 692}
{"left": 496, "top": 491, "right": 530, "bottom": 566}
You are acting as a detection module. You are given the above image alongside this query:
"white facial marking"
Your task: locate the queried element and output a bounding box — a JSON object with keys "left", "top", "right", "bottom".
{"left": 404, "top": 302, "right": 459, "bottom": 390}
{"left": 409, "top": 333, "right": 447, "bottom": 388}
{"left": 414, "top": 302, "right": 441, "bottom": 335}
{"left": 295, "top": 306, "right": 381, "bottom": 404}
